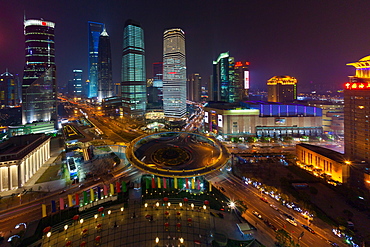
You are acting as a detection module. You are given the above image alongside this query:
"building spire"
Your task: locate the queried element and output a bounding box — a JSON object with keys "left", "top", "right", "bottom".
{"left": 100, "top": 27, "right": 109, "bottom": 37}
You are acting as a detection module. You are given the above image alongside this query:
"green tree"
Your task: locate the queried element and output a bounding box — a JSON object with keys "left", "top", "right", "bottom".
{"left": 276, "top": 229, "right": 292, "bottom": 246}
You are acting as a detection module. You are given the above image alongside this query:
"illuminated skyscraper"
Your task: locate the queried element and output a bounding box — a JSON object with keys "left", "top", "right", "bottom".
{"left": 187, "top": 73, "right": 201, "bottom": 102}
{"left": 88, "top": 21, "right": 104, "bottom": 98}
{"left": 121, "top": 19, "right": 146, "bottom": 117}
{"left": 344, "top": 55, "right": 370, "bottom": 163}
{"left": 22, "top": 19, "right": 57, "bottom": 127}
{"left": 163, "top": 28, "right": 187, "bottom": 119}
{"left": 0, "top": 70, "right": 20, "bottom": 108}
{"left": 212, "top": 52, "right": 237, "bottom": 103}
{"left": 234, "top": 61, "right": 250, "bottom": 101}
{"left": 97, "top": 28, "right": 112, "bottom": 101}
{"left": 72, "top": 69, "right": 83, "bottom": 98}
{"left": 267, "top": 75, "right": 297, "bottom": 103}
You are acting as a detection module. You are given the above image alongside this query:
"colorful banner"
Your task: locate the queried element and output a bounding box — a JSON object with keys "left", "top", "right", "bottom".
{"left": 145, "top": 178, "right": 150, "bottom": 190}
{"left": 103, "top": 185, "right": 108, "bottom": 196}
{"left": 197, "top": 179, "right": 201, "bottom": 190}
{"left": 97, "top": 186, "right": 101, "bottom": 200}
{"left": 83, "top": 191, "right": 88, "bottom": 204}
{"left": 90, "top": 188, "right": 94, "bottom": 202}
{"left": 116, "top": 181, "right": 121, "bottom": 193}
{"left": 152, "top": 177, "right": 156, "bottom": 188}
{"left": 51, "top": 200, "right": 56, "bottom": 213}
{"left": 42, "top": 204, "right": 47, "bottom": 217}
{"left": 185, "top": 178, "right": 189, "bottom": 189}
{"left": 209, "top": 181, "right": 212, "bottom": 192}
{"left": 75, "top": 193, "right": 80, "bottom": 206}
{"left": 174, "top": 177, "right": 178, "bottom": 189}
{"left": 163, "top": 178, "right": 167, "bottom": 189}
{"left": 122, "top": 181, "right": 127, "bottom": 192}
{"left": 191, "top": 178, "right": 195, "bottom": 190}
{"left": 110, "top": 183, "right": 114, "bottom": 195}
{"left": 60, "top": 198, "right": 64, "bottom": 210}
{"left": 157, "top": 177, "right": 161, "bottom": 189}
{"left": 68, "top": 194, "right": 73, "bottom": 207}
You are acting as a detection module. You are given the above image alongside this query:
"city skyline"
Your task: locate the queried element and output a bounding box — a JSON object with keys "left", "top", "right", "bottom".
{"left": 2, "top": 1, "right": 370, "bottom": 92}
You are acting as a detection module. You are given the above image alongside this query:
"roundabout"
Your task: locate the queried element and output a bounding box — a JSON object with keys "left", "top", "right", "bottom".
{"left": 125, "top": 132, "right": 230, "bottom": 177}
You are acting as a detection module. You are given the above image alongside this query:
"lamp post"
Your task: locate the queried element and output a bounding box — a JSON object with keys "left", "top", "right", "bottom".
{"left": 155, "top": 237, "right": 159, "bottom": 247}
{"left": 94, "top": 214, "right": 98, "bottom": 222}
{"left": 144, "top": 203, "right": 148, "bottom": 211}
{"left": 64, "top": 225, "right": 68, "bottom": 239}
{"left": 17, "top": 193, "right": 22, "bottom": 205}
{"left": 191, "top": 203, "right": 194, "bottom": 211}
{"left": 179, "top": 237, "right": 184, "bottom": 247}
{"left": 46, "top": 231, "right": 51, "bottom": 246}
{"left": 108, "top": 210, "right": 111, "bottom": 220}
{"left": 79, "top": 219, "right": 84, "bottom": 230}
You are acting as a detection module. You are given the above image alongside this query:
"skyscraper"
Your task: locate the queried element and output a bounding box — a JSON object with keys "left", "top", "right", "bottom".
{"left": 0, "top": 70, "right": 20, "bottom": 108}
{"left": 121, "top": 19, "right": 146, "bottom": 118}
{"left": 344, "top": 55, "right": 370, "bottom": 163}
{"left": 212, "top": 52, "right": 237, "bottom": 103}
{"left": 163, "top": 28, "right": 187, "bottom": 120}
{"left": 234, "top": 61, "right": 250, "bottom": 101}
{"left": 88, "top": 21, "right": 104, "bottom": 98}
{"left": 267, "top": 75, "right": 297, "bottom": 103}
{"left": 22, "top": 19, "right": 57, "bottom": 127}
{"left": 187, "top": 73, "right": 201, "bottom": 102}
{"left": 72, "top": 69, "right": 83, "bottom": 98}
{"left": 97, "top": 28, "right": 112, "bottom": 101}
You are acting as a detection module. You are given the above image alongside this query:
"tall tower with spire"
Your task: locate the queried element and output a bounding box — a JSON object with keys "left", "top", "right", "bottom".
{"left": 97, "top": 27, "right": 112, "bottom": 101}
{"left": 88, "top": 21, "right": 104, "bottom": 98}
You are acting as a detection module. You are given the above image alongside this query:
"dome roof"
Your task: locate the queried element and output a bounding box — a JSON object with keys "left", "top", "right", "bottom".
{"left": 358, "top": 55, "right": 370, "bottom": 61}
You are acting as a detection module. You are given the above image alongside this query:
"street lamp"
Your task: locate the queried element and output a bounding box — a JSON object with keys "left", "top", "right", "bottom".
{"left": 79, "top": 219, "right": 84, "bottom": 230}
{"left": 144, "top": 203, "right": 148, "bottom": 211}
{"left": 167, "top": 202, "right": 171, "bottom": 207}
{"left": 191, "top": 203, "right": 194, "bottom": 210}
{"left": 179, "top": 237, "right": 184, "bottom": 244}
{"left": 17, "top": 194, "right": 22, "bottom": 205}
{"left": 121, "top": 207, "right": 124, "bottom": 215}
{"left": 108, "top": 210, "right": 111, "bottom": 220}
{"left": 94, "top": 214, "right": 98, "bottom": 222}
{"left": 155, "top": 237, "right": 159, "bottom": 246}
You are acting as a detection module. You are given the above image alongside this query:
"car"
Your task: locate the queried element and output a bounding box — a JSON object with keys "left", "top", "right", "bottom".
{"left": 302, "top": 224, "right": 315, "bottom": 234}
{"left": 270, "top": 204, "right": 279, "bottom": 211}
{"left": 326, "top": 240, "right": 339, "bottom": 246}
{"left": 260, "top": 197, "right": 268, "bottom": 203}
{"left": 252, "top": 211, "right": 262, "bottom": 219}
{"left": 286, "top": 217, "right": 297, "bottom": 226}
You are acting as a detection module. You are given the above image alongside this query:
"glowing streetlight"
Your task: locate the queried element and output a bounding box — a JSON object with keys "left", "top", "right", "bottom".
{"left": 203, "top": 205, "right": 206, "bottom": 210}
{"left": 155, "top": 237, "right": 159, "bottom": 246}
{"left": 64, "top": 225, "right": 68, "bottom": 231}
{"left": 94, "top": 214, "right": 98, "bottom": 222}
{"left": 46, "top": 232, "right": 51, "bottom": 238}
{"left": 167, "top": 202, "right": 171, "bottom": 207}
{"left": 191, "top": 203, "right": 194, "bottom": 210}
{"left": 179, "top": 202, "right": 183, "bottom": 208}
{"left": 179, "top": 237, "right": 184, "bottom": 244}
{"left": 121, "top": 207, "right": 124, "bottom": 215}
{"left": 229, "top": 201, "right": 235, "bottom": 209}
{"left": 144, "top": 203, "right": 148, "bottom": 210}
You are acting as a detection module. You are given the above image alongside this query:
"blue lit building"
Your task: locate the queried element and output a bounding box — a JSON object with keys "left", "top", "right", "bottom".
{"left": 121, "top": 19, "right": 146, "bottom": 118}
{"left": 88, "top": 21, "right": 104, "bottom": 98}
{"left": 97, "top": 28, "right": 112, "bottom": 101}
{"left": 22, "top": 19, "right": 57, "bottom": 129}
{"left": 203, "top": 101, "right": 323, "bottom": 138}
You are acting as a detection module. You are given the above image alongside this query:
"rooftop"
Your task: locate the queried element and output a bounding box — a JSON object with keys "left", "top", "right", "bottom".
{"left": 297, "top": 143, "right": 344, "bottom": 163}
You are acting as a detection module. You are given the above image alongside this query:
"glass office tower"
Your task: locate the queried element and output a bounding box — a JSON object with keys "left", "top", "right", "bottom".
{"left": 121, "top": 19, "right": 146, "bottom": 118}
{"left": 97, "top": 28, "right": 112, "bottom": 101}
{"left": 72, "top": 69, "right": 83, "bottom": 98}
{"left": 0, "top": 70, "right": 20, "bottom": 108}
{"left": 22, "top": 19, "right": 57, "bottom": 127}
{"left": 88, "top": 21, "right": 104, "bottom": 98}
{"left": 163, "top": 28, "right": 187, "bottom": 119}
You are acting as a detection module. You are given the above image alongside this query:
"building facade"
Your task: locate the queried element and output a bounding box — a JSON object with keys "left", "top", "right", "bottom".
{"left": 121, "top": 19, "right": 146, "bottom": 118}
{"left": 203, "top": 101, "right": 322, "bottom": 138}
{"left": 163, "top": 28, "right": 187, "bottom": 120}
{"left": 0, "top": 134, "right": 50, "bottom": 191}
{"left": 72, "top": 69, "right": 83, "bottom": 98}
{"left": 344, "top": 55, "right": 370, "bottom": 163}
{"left": 88, "top": 21, "right": 104, "bottom": 98}
{"left": 0, "top": 70, "right": 20, "bottom": 108}
{"left": 97, "top": 28, "right": 113, "bottom": 102}
{"left": 187, "top": 73, "right": 201, "bottom": 102}
{"left": 296, "top": 143, "right": 349, "bottom": 184}
{"left": 22, "top": 19, "right": 57, "bottom": 129}
{"left": 212, "top": 52, "right": 236, "bottom": 103}
{"left": 267, "top": 76, "right": 297, "bottom": 103}
{"left": 234, "top": 61, "right": 250, "bottom": 101}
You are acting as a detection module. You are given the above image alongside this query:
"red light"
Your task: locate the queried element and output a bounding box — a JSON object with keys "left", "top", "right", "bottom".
{"left": 344, "top": 82, "right": 370, "bottom": 90}
{"left": 245, "top": 62, "right": 250, "bottom": 65}
{"left": 168, "top": 72, "right": 176, "bottom": 74}
{"left": 235, "top": 61, "right": 243, "bottom": 67}
{"left": 42, "top": 22, "right": 47, "bottom": 26}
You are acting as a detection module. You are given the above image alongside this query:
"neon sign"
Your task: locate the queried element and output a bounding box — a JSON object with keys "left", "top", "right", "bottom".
{"left": 344, "top": 82, "right": 370, "bottom": 90}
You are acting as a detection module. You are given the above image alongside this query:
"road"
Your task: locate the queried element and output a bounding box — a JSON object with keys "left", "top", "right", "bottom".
{"left": 205, "top": 170, "right": 346, "bottom": 247}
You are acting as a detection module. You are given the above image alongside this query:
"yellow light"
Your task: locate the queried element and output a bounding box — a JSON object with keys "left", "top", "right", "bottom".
{"left": 46, "top": 232, "right": 51, "bottom": 238}
{"left": 359, "top": 106, "right": 365, "bottom": 109}
{"left": 344, "top": 160, "right": 351, "bottom": 165}
{"left": 167, "top": 202, "right": 171, "bottom": 207}
{"left": 64, "top": 225, "right": 68, "bottom": 231}
{"left": 155, "top": 237, "right": 159, "bottom": 243}
{"left": 79, "top": 219, "right": 84, "bottom": 224}
{"left": 94, "top": 214, "right": 98, "bottom": 219}
{"left": 179, "top": 237, "right": 184, "bottom": 243}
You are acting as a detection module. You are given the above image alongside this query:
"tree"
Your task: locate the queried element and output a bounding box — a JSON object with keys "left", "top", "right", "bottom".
{"left": 276, "top": 229, "right": 291, "bottom": 246}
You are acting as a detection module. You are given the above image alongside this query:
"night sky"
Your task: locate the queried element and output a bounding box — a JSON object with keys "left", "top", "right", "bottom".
{"left": 1, "top": 0, "right": 370, "bottom": 91}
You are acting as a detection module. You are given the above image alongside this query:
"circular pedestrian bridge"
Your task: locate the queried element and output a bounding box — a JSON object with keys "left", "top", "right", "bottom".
{"left": 126, "top": 132, "right": 230, "bottom": 177}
